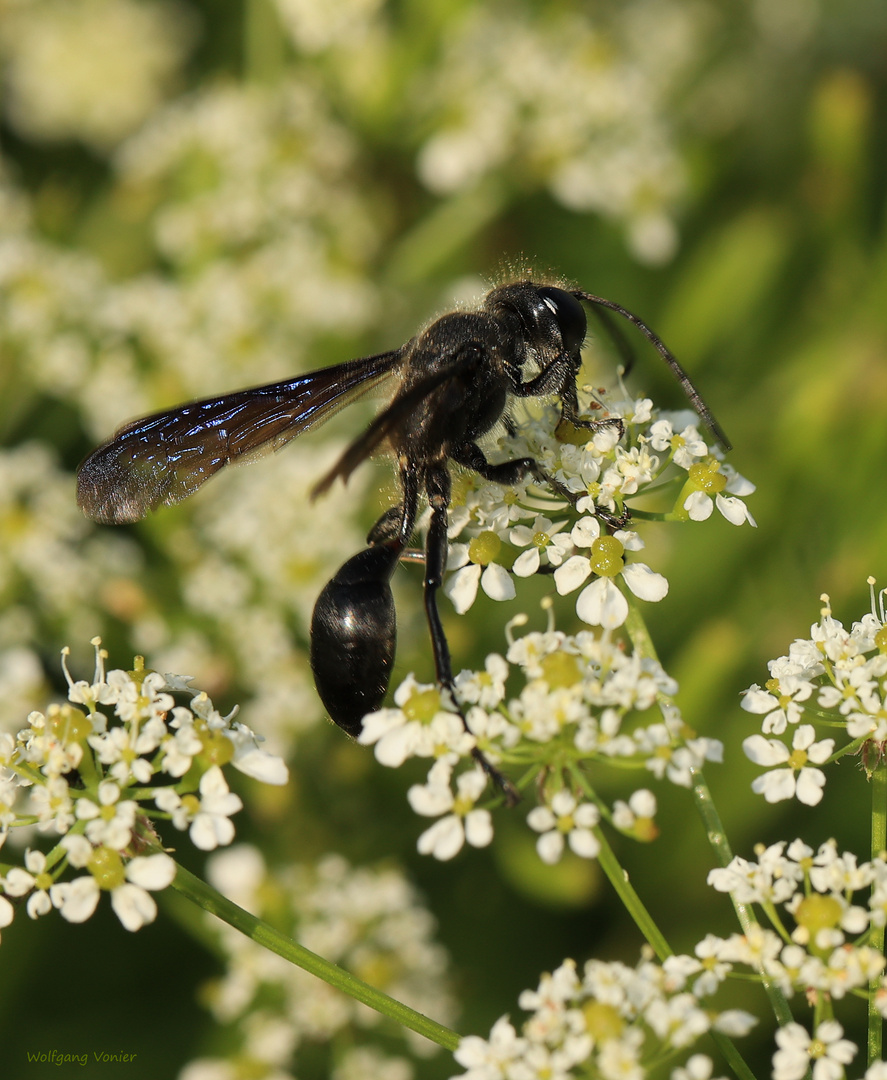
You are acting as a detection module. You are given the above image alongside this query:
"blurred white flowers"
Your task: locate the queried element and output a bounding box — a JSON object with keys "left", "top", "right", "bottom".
{"left": 0, "top": 0, "right": 194, "bottom": 149}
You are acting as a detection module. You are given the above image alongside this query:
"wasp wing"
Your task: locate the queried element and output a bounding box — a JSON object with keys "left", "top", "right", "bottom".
{"left": 311, "top": 363, "right": 462, "bottom": 499}
{"left": 77, "top": 349, "right": 405, "bottom": 524}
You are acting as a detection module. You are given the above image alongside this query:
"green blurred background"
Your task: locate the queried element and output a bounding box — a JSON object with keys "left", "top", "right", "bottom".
{"left": 1, "top": 0, "right": 887, "bottom": 1076}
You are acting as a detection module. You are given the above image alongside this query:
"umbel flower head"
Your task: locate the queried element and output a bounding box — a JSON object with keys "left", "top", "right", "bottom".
{"left": 741, "top": 578, "right": 887, "bottom": 805}
{"left": 0, "top": 639, "right": 287, "bottom": 938}
{"left": 360, "top": 614, "right": 721, "bottom": 862}
{"left": 443, "top": 392, "right": 754, "bottom": 630}
{"left": 451, "top": 954, "right": 755, "bottom": 1080}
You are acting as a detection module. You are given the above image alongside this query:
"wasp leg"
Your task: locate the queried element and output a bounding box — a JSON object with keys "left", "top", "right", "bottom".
{"left": 425, "top": 467, "right": 520, "bottom": 806}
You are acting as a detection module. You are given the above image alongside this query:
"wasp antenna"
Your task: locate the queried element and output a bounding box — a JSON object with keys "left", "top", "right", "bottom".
{"left": 573, "top": 291, "right": 732, "bottom": 453}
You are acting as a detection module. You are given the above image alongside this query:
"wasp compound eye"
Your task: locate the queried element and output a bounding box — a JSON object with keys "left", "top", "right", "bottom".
{"left": 537, "top": 286, "right": 587, "bottom": 355}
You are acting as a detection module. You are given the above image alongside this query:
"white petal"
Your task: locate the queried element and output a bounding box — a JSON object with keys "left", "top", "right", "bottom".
{"left": 714, "top": 1011, "right": 757, "bottom": 1036}
{"left": 513, "top": 548, "right": 540, "bottom": 577}
{"left": 536, "top": 830, "right": 564, "bottom": 864}
{"left": 0, "top": 895, "right": 14, "bottom": 928}
{"left": 716, "top": 493, "right": 756, "bottom": 527}
{"left": 446, "top": 542, "right": 470, "bottom": 570}
{"left": 795, "top": 768, "right": 826, "bottom": 806}
{"left": 806, "top": 738, "right": 834, "bottom": 765}
{"left": 568, "top": 829, "right": 600, "bottom": 858}
{"left": 232, "top": 747, "right": 289, "bottom": 784}
{"left": 374, "top": 724, "right": 417, "bottom": 767}
{"left": 621, "top": 562, "right": 669, "bottom": 602}
{"left": 191, "top": 812, "right": 235, "bottom": 851}
{"left": 464, "top": 809, "right": 493, "bottom": 848}
{"left": 3, "top": 867, "right": 36, "bottom": 897}
{"left": 407, "top": 782, "right": 454, "bottom": 817}
{"left": 751, "top": 769, "right": 796, "bottom": 803}
{"left": 527, "top": 806, "right": 556, "bottom": 832}
{"left": 554, "top": 555, "right": 592, "bottom": 595}
{"left": 684, "top": 490, "right": 713, "bottom": 521}
{"left": 417, "top": 816, "right": 465, "bottom": 861}
{"left": 576, "top": 578, "right": 628, "bottom": 629}
{"left": 125, "top": 853, "right": 176, "bottom": 890}
{"left": 111, "top": 883, "right": 158, "bottom": 931}
{"left": 482, "top": 563, "right": 516, "bottom": 602}
{"left": 52, "top": 877, "right": 100, "bottom": 923}
{"left": 551, "top": 790, "right": 577, "bottom": 815}
{"left": 743, "top": 734, "right": 790, "bottom": 766}
{"left": 741, "top": 687, "right": 778, "bottom": 715}
{"left": 444, "top": 564, "right": 481, "bottom": 614}
{"left": 26, "top": 890, "right": 52, "bottom": 919}
{"left": 570, "top": 517, "right": 601, "bottom": 547}
{"left": 356, "top": 708, "right": 404, "bottom": 746}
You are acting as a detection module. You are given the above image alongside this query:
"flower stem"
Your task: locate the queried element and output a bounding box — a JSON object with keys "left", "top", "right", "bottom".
{"left": 595, "top": 826, "right": 670, "bottom": 960}
{"left": 869, "top": 758, "right": 886, "bottom": 1066}
{"left": 169, "top": 860, "right": 460, "bottom": 1051}
{"left": 623, "top": 594, "right": 795, "bottom": 1029}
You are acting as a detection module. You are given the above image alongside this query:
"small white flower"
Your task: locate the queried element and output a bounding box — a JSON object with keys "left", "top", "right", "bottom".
{"left": 744, "top": 725, "right": 833, "bottom": 805}
{"left": 112, "top": 853, "right": 176, "bottom": 931}
{"left": 772, "top": 1020, "right": 856, "bottom": 1080}
{"left": 409, "top": 763, "right": 493, "bottom": 861}
{"left": 192, "top": 767, "right": 243, "bottom": 850}
{"left": 75, "top": 781, "right": 137, "bottom": 850}
{"left": 50, "top": 851, "right": 175, "bottom": 931}
{"left": 741, "top": 676, "right": 814, "bottom": 735}
{"left": 554, "top": 519, "right": 667, "bottom": 629}
{"left": 526, "top": 790, "right": 600, "bottom": 864}
{"left": 444, "top": 560, "right": 515, "bottom": 614}
{"left": 683, "top": 466, "right": 756, "bottom": 526}
{"left": 2, "top": 848, "right": 53, "bottom": 918}
{"left": 509, "top": 516, "right": 574, "bottom": 576}
{"left": 454, "top": 1015, "right": 527, "bottom": 1075}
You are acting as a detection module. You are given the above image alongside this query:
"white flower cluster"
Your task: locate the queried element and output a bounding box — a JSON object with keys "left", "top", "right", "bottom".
{"left": 741, "top": 582, "right": 887, "bottom": 805}
{"left": 451, "top": 954, "right": 754, "bottom": 1080}
{"left": 0, "top": 0, "right": 193, "bottom": 150}
{"left": 359, "top": 622, "right": 722, "bottom": 861}
{"left": 708, "top": 837, "right": 887, "bottom": 1079}
{"left": 179, "top": 847, "right": 454, "bottom": 1078}
{"left": 0, "top": 639, "right": 287, "bottom": 937}
{"left": 444, "top": 394, "right": 754, "bottom": 630}
{"left": 413, "top": 6, "right": 702, "bottom": 264}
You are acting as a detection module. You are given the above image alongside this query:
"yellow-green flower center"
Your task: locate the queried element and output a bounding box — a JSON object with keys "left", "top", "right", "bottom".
{"left": 403, "top": 687, "right": 442, "bottom": 723}
{"left": 89, "top": 846, "right": 126, "bottom": 890}
{"left": 688, "top": 459, "right": 727, "bottom": 494}
{"left": 468, "top": 531, "right": 502, "bottom": 565}
{"left": 589, "top": 536, "right": 624, "bottom": 577}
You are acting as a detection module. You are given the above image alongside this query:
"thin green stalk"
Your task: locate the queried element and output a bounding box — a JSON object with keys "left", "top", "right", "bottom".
{"left": 623, "top": 594, "right": 795, "bottom": 1033}
{"left": 596, "top": 811, "right": 755, "bottom": 1080}
{"left": 595, "top": 826, "right": 670, "bottom": 960}
{"left": 170, "top": 861, "right": 460, "bottom": 1052}
{"left": 869, "top": 760, "right": 886, "bottom": 1066}
{"left": 244, "top": 0, "right": 287, "bottom": 84}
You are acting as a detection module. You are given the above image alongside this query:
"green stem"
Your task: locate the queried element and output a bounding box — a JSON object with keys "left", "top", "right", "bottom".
{"left": 868, "top": 760, "right": 886, "bottom": 1066}
{"left": 244, "top": 0, "right": 287, "bottom": 84}
{"left": 623, "top": 594, "right": 796, "bottom": 1033}
{"left": 169, "top": 861, "right": 460, "bottom": 1052}
{"left": 596, "top": 821, "right": 755, "bottom": 1080}
{"left": 689, "top": 766, "right": 794, "bottom": 1028}
{"left": 595, "top": 826, "right": 671, "bottom": 960}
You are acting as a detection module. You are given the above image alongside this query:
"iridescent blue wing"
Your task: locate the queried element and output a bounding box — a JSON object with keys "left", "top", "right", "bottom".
{"left": 77, "top": 349, "right": 404, "bottom": 524}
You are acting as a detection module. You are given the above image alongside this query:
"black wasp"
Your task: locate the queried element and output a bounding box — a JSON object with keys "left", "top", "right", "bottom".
{"left": 77, "top": 280, "right": 730, "bottom": 800}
